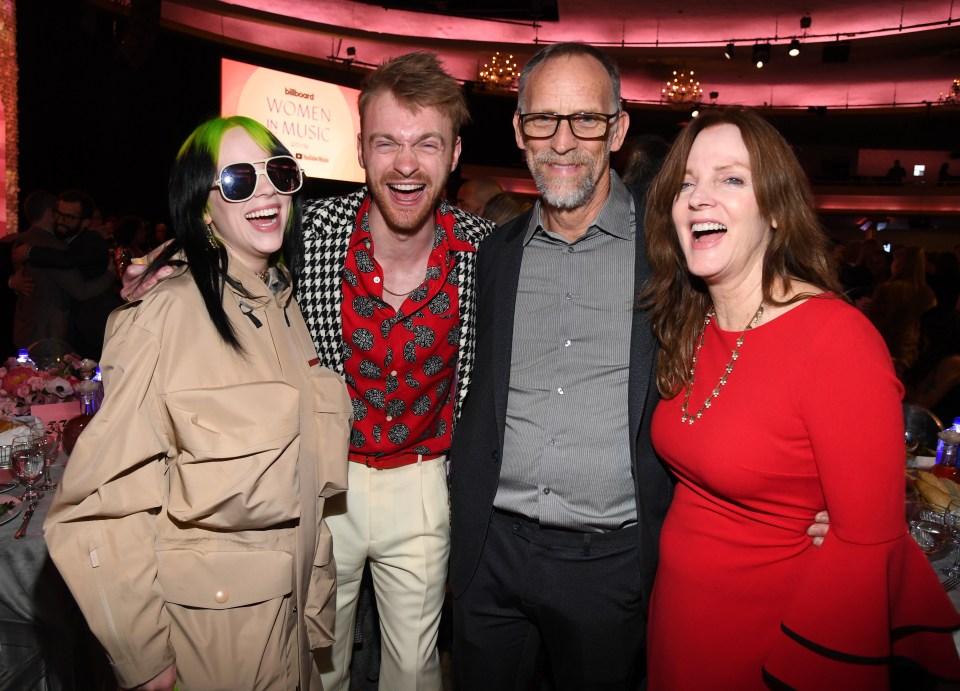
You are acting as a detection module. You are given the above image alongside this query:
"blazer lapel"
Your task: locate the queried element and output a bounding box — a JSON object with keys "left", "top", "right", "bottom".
{"left": 628, "top": 185, "right": 657, "bottom": 445}
{"left": 491, "top": 214, "right": 530, "bottom": 446}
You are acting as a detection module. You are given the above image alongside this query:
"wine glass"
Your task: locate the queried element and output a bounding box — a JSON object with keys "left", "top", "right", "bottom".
{"left": 11, "top": 433, "right": 45, "bottom": 503}
{"left": 905, "top": 426, "right": 921, "bottom": 460}
{"left": 37, "top": 424, "right": 61, "bottom": 491}
{"left": 939, "top": 512, "right": 960, "bottom": 576}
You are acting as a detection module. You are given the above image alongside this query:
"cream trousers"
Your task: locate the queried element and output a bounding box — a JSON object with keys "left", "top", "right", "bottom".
{"left": 317, "top": 455, "right": 450, "bottom": 691}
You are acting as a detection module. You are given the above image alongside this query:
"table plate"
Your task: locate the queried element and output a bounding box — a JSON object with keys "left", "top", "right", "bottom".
{"left": 0, "top": 494, "right": 24, "bottom": 527}
{"left": 0, "top": 468, "right": 16, "bottom": 492}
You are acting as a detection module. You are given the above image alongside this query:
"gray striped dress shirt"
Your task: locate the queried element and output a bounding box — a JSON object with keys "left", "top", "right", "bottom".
{"left": 494, "top": 172, "right": 638, "bottom": 531}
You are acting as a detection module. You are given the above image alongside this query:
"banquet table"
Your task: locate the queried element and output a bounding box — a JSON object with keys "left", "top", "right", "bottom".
{"left": 0, "top": 462, "right": 109, "bottom": 691}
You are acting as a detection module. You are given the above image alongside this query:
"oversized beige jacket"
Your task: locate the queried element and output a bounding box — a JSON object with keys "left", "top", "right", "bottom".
{"left": 45, "top": 259, "right": 351, "bottom": 690}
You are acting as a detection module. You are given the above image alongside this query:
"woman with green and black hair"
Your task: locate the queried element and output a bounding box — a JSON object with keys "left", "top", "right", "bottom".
{"left": 46, "top": 116, "right": 351, "bottom": 691}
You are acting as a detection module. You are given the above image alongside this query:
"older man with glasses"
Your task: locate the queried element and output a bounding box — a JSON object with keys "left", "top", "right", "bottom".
{"left": 449, "top": 42, "right": 669, "bottom": 691}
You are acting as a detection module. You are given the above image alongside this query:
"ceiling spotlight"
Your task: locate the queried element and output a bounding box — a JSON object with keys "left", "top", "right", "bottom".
{"left": 691, "top": 108, "right": 700, "bottom": 118}
{"left": 753, "top": 43, "right": 771, "bottom": 68}
{"left": 724, "top": 43, "right": 734, "bottom": 60}
{"left": 346, "top": 46, "right": 356, "bottom": 57}
{"left": 788, "top": 39, "right": 801, "bottom": 57}
{"left": 800, "top": 15, "right": 812, "bottom": 29}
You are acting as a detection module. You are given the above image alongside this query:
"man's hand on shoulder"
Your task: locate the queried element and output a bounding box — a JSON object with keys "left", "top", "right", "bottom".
{"left": 120, "top": 241, "right": 175, "bottom": 302}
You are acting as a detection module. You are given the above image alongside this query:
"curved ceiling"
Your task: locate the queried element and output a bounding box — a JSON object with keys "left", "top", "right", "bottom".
{"left": 101, "top": 0, "right": 960, "bottom": 109}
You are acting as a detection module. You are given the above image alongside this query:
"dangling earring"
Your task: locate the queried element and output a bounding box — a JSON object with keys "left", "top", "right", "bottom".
{"left": 205, "top": 222, "right": 218, "bottom": 249}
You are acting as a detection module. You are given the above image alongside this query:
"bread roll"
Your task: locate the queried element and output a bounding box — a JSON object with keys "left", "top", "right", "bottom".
{"left": 0, "top": 419, "right": 25, "bottom": 434}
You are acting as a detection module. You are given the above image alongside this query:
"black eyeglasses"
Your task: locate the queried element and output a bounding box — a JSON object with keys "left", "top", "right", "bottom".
{"left": 53, "top": 209, "right": 81, "bottom": 223}
{"left": 518, "top": 112, "right": 621, "bottom": 140}
{"left": 212, "top": 156, "right": 303, "bottom": 202}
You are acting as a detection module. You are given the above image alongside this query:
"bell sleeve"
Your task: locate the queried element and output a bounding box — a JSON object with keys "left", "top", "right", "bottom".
{"left": 762, "top": 303, "right": 960, "bottom": 688}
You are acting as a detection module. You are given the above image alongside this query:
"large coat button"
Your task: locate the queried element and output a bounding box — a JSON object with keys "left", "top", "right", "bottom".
{"left": 214, "top": 589, "right": 229, "bottom": 604}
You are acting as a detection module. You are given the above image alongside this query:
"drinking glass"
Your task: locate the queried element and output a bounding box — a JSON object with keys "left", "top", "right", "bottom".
{"left": 11, "top": 433, "right": 45, "bottom": 503}
{"left": 37, "top": 424, "right": 61, "bottom": 490}
{"left": 940, "top": 512, "right": 960, "bottom": 575}
{"left": 905, "top": 426, "right": 920, "bottom": 459}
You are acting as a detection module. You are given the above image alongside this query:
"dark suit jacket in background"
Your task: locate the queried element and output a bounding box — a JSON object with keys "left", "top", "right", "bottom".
{"left": 449, "top": 184, "right": 675, "bottom": 612}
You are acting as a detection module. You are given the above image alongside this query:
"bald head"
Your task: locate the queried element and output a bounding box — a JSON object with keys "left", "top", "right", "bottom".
{"left": 456, "top": 178, "right": 504, "bottom": 216}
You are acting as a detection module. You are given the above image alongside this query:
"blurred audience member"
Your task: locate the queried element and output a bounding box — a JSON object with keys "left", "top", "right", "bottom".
{"left": 835, "top": 239, "right": 872, "bottom": 306}
{"left": 12, "top": 190, "right": 113, "bottom": 351}
{"left": 480, "top": 191, "right": 533, "bottom": 226}
{"left": 17, "top": 189, "right": 121, "bottom": 357}
{"left": 886, "top": 159, "right": 907, "bottom": 184}
{"left": 905, "top": 251, "right": 960, "bottom": 423}
{"left": 870, "top": 246, "right": 936, "bottom": 378}
{"left": 861, "top": 238, "right": 891, "bottom": 290}
{"left": 939, "top": 162, "right": 959, "bottom": 185}
{"left": 113, "top": 214, "right": 149, "bottom": 278}
{"left": 619, "top": 133, "right": 670, "bottom": 189}
{"left": 456, "top": 177, "right": 503, "bottom": 216}
{"left": 87, "top": 207, "right": 117, "bottom": 256}
{"left": 149, "top": 221, "right": 170, "bottom": 249}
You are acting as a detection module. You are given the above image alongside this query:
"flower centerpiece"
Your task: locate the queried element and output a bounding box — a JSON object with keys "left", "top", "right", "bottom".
{"left": 0, "top": 353, "right": 84, "bottom": 416}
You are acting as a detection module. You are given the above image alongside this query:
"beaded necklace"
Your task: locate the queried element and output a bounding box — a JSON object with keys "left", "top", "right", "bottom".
{"left": 680, "top": 302, "right": 764, "bottom": 425}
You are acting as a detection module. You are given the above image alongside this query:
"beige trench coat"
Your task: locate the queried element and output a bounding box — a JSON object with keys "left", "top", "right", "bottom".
{"left": 45, "top": 259, "right": 350, "bottom": 690}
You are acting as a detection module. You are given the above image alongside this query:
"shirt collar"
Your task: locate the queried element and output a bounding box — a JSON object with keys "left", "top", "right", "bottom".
{"left": 523, "top": 170, "right": 634, "bottom": 245}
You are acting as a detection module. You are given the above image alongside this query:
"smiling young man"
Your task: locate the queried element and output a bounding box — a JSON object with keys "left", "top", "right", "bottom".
{"left": 300, "top": 52, "right": 495, "bottom": 691}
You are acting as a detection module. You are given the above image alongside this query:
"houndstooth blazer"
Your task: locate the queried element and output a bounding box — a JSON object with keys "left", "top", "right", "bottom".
{"left": 298, "top": 187, "right": 496, "bottom": 426}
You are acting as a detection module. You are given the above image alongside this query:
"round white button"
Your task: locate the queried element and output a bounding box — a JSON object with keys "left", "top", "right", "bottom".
{"left": 214, "top": 590, "right": 229, "bottom": 604}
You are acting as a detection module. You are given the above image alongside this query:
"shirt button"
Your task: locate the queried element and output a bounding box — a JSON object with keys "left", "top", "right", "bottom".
{"left": 386, "top": 415, "right": 393, "bottom": 422}
{"left": 564, "top": 340, "right": 571, "bottom": 347}
{"left": 391, "top": 370, "right": 397, "bottom": 376}
{"left": 557, "top": 387, "right": 564, "bottom": 395}
{"left": 374, "top": 276, "right": 381, "bottom": 284}
{"left": 543, "top": 488, "right": 551, "bottom": 495}
{"left": 565, "top": 293, "right": 572, "bottom": 300}
{"left": 548, "top": 438, "right": 556, "bottom": 445}
{"left": 567, "top": 247, "right": 574, "bottom": 253}
{"left": 214, "top": 590, "right": 229, "bottom": 604}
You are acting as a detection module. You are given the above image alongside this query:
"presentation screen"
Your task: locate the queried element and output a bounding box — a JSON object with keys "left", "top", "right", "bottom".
{"left": 221, "top": 58, "right": 364, "bottom": 183}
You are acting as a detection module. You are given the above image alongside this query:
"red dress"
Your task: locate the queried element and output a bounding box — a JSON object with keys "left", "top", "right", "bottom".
{"left": 649, "top": 296, "right": 960, "bottom": 689}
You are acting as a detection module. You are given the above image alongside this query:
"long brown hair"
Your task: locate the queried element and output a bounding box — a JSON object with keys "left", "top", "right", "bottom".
{"left": 641, "top": 107, "right": 840, "bottom": 398}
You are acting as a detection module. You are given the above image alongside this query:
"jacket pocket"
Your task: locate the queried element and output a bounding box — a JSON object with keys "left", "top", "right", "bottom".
{"left": 164, "top": 382, "right": 302, "bottom": 529}
{"left": 157, "top": 549, "right": 294, "bottom": 609}
{"left": 304, "top": 518, "right": 337, "bottom": 649}
{"left": 306, "top": 368, "right": 351, "bottom": 499}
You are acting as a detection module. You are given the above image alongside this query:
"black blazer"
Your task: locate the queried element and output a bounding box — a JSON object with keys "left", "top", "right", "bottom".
{"left": 449, "top": 184, "right": 675, "bottom": 609}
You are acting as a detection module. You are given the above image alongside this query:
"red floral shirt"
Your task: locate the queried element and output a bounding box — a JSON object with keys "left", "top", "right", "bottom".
{"left": 341, "top": 197, "right": 475, "bottom": 459}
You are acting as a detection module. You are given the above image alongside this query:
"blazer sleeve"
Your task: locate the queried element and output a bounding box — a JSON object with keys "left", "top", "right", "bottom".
{"left": 46, "top": 267, "right": 115, "bottom": 301}
{"left": 44, "top": 305, "right": 175, "bottom": 688}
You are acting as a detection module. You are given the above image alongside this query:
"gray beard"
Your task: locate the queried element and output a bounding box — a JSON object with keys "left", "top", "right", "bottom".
{"left": 527, "top": 150, "right": 602, "bottom": 211}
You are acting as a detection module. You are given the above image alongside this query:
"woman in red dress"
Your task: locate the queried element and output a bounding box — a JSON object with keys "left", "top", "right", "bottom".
{"left": 642, "top": 107, "right": 960, "bottom": 689}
